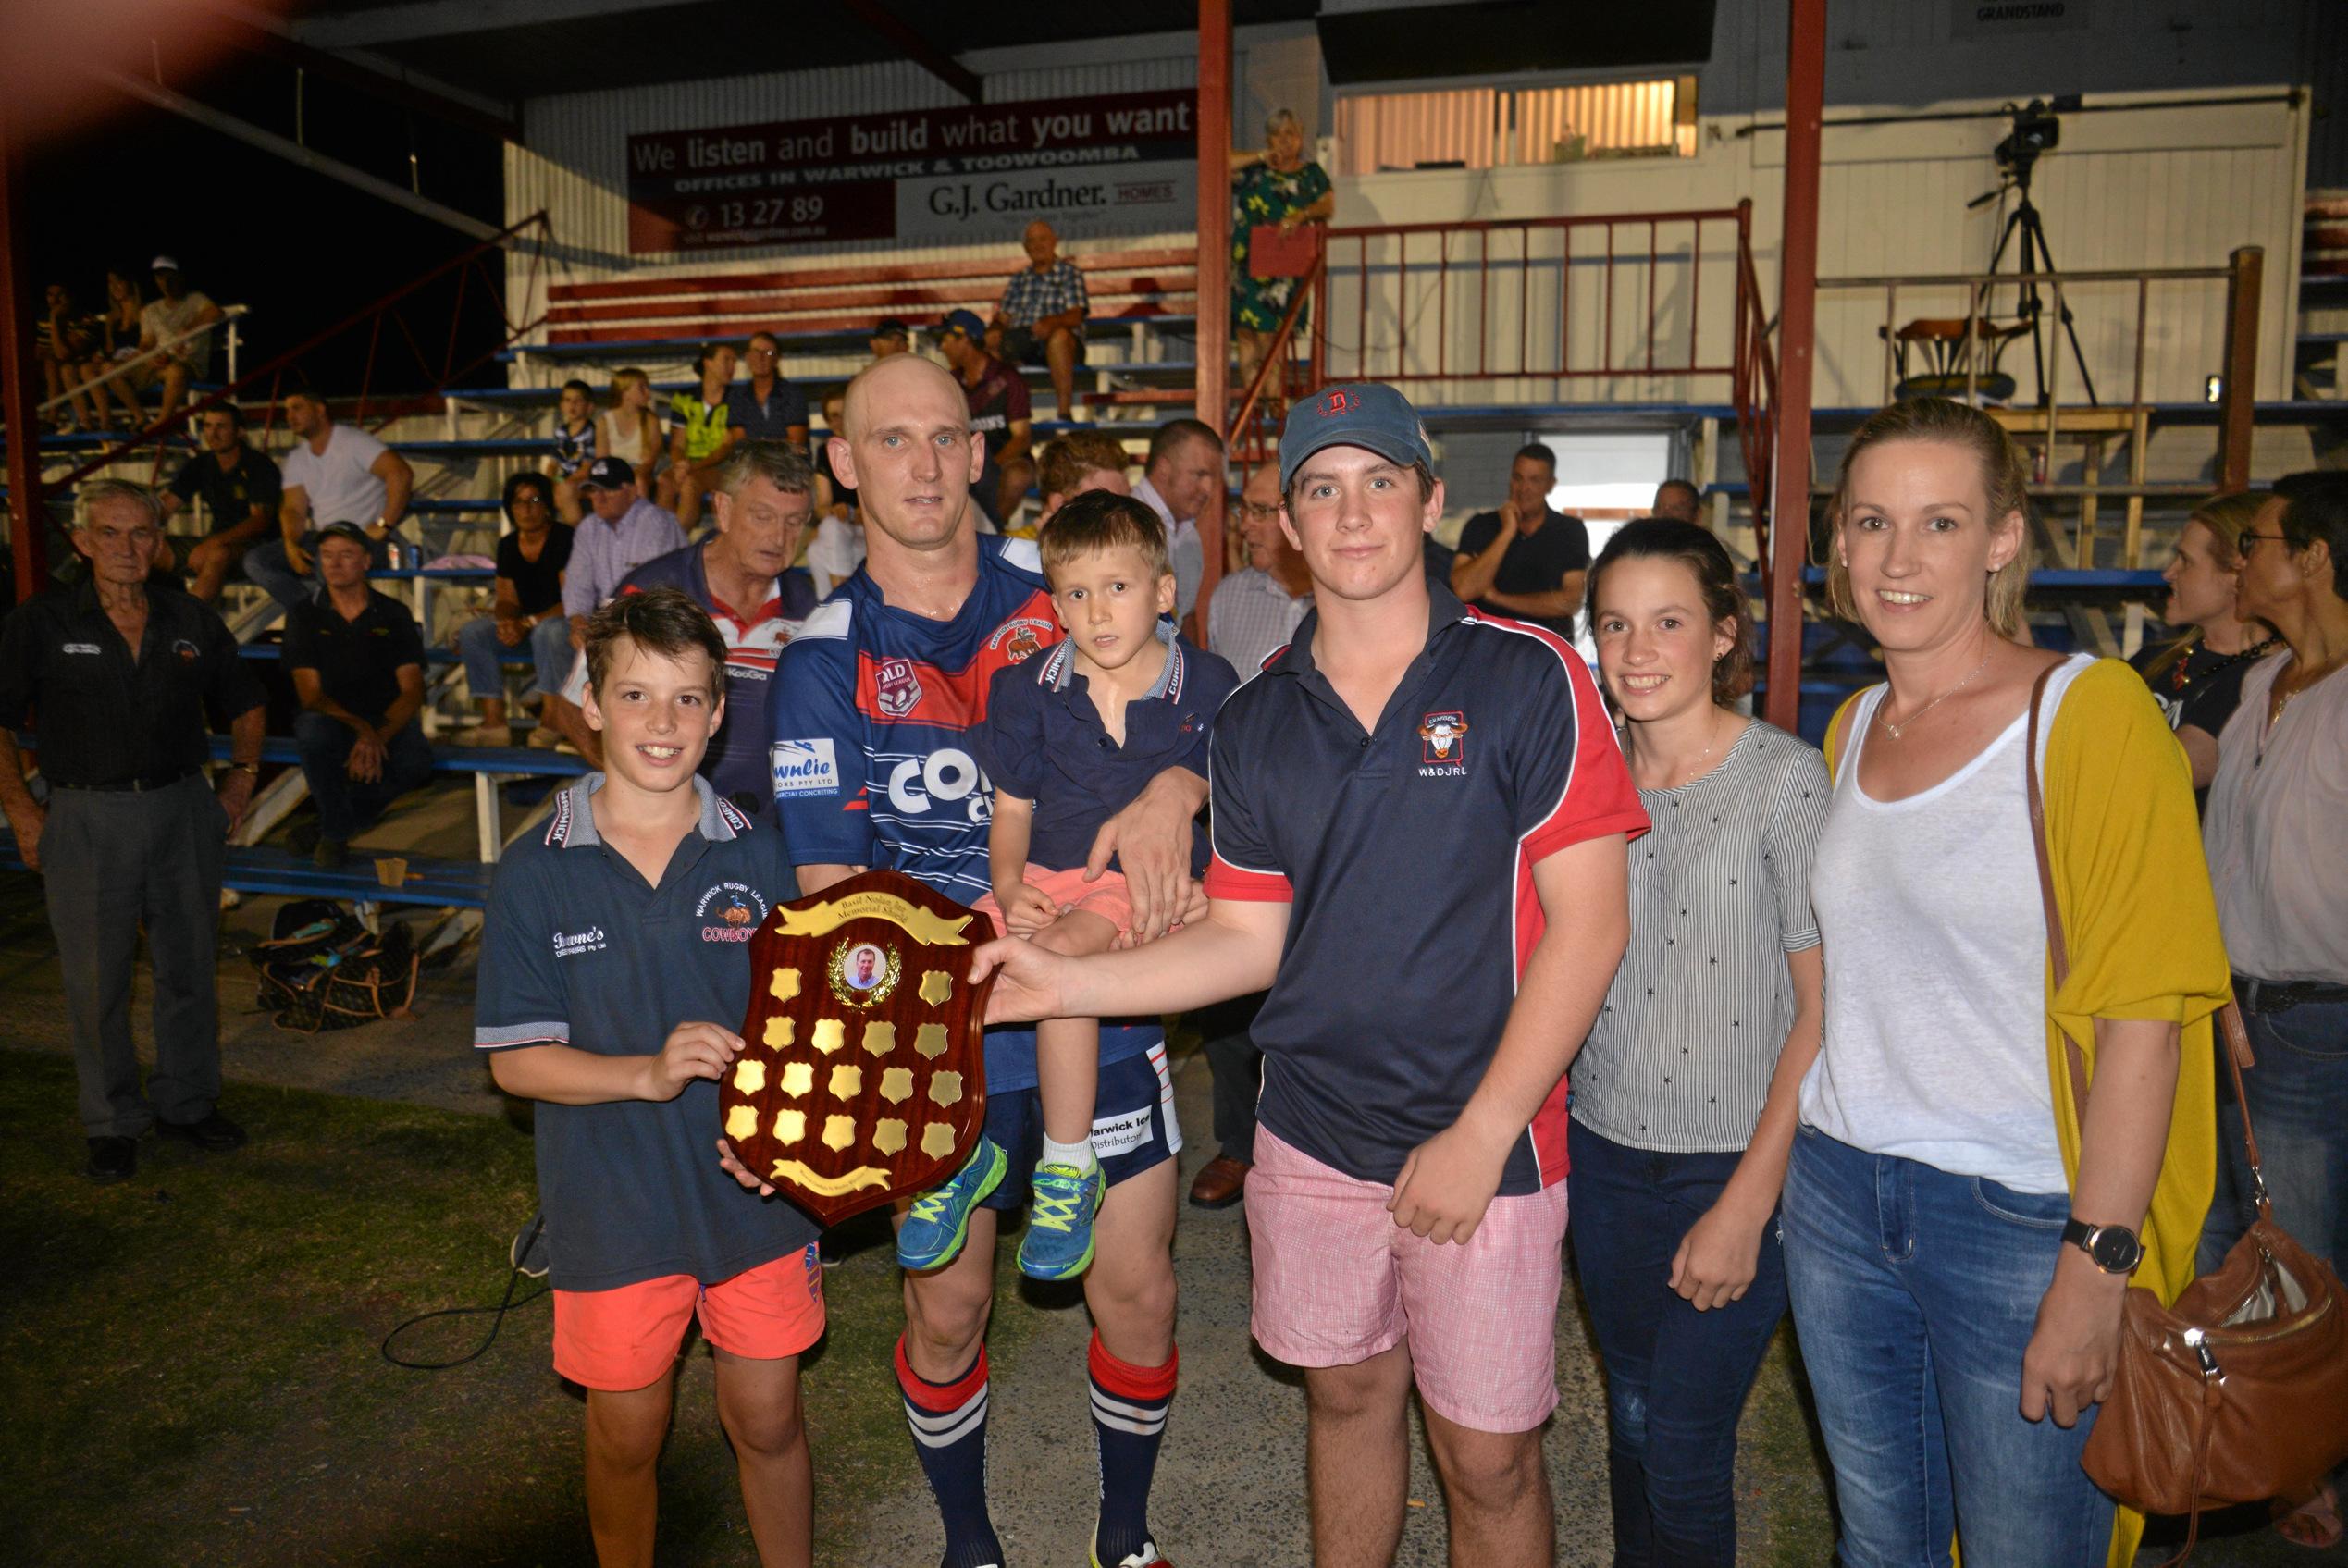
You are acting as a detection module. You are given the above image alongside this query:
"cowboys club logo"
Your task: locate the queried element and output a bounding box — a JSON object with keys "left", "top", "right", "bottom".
{"left": 875, "top": 657, "right": 923, "bottom": 720}
{"left": 696, "top": 881, "right": 772, "bottom": 943}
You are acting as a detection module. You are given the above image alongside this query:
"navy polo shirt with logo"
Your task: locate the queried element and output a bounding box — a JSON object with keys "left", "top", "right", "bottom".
{"left": 1203, "top": 582, "right": 1648, "bottom": 1194}
{"left": 474, "top": 773, "right": 821, "bottom": 1290}
{"left": 974, "top": 623, "right": 1237, "bottom": 877}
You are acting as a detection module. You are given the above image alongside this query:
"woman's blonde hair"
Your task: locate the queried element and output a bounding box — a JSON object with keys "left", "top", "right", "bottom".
{"left": 609, "top": 366, "right": 650, "bottom": 403}
{"left": 1825, "top": 398, "right": 2033, "bottom": 638}
{"left": 2138, "top": 489, "right": 2273, "bottom": 681}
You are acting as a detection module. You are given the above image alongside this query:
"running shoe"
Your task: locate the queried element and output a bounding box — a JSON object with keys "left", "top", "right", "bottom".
{"left": 896, "top": 1135, "right": 1008, "bottom": 1271}
{"left": 1018, "top": 1160, "right": 1104, "bottom": 1280}
{"left": 1092, "top": 1536, "right": 1173, "bottom": 1566}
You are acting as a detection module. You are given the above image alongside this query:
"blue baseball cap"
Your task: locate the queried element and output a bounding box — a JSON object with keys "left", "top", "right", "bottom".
{"left": 1278, "top": 383, "right": 1435, "bottom": 492}
{"left": 937, "top": 309, "right": 987, "bottom": 342}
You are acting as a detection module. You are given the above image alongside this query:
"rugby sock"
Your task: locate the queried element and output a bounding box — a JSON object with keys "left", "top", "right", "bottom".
{"left": 1089, "top": 1331, "right": 1177, "bottom": 1563}
{"left": 896, "top": 1336, "right": 1002, "bottom": 1568}
{"left": 1042, "top": 1132, "right": 1098, "bottom": 1173}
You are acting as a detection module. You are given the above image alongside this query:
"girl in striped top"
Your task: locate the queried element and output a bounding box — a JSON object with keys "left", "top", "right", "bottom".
{"left": 1572, "top": 519, "right": 1829, "bottom": 1567}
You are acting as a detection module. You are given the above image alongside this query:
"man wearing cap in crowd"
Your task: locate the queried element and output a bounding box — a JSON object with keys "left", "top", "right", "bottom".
{"left": 139, "top": 256, "right": 224, "bottom": 430}
{"left": 935, "top": 307, "right": 1032, "bottom": 527}
{"left": 536, "top": 456, "right": 686, "bottom": 755}
{"left": 989, "top": 219, "right": 1087, "bottom": 422}
{"left": 972, "top": 380, "right": 1645, "bottom": 1568}
{"left": 284, "top": 523, "right": 436, "bottom": 868}
{"left": 0, "top": 480, "right": 266, "bottom": 1184}
{"left": 869, "top": 316, "right": 912, "bottom": 362}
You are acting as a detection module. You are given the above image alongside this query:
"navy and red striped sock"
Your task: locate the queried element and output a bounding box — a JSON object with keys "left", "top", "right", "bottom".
{"left": 896, "top": 1335, "right": 1003, "bottom": 1568}
{"left": 1088, "top": 1331, "right": 1177, "bottom": 1564}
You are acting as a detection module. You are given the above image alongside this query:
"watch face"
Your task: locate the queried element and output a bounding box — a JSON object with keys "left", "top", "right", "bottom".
{"left": 2088, "top": 1227, "right": 2143, "bottom": 1272}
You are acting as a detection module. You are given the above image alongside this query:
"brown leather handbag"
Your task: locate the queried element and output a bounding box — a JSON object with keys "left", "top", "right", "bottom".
{"left": 2024, "top": 668, "right": 2348, "bottom": 1561}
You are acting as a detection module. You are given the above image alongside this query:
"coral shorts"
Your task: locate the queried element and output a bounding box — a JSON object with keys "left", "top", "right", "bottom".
{"left": 1246, "top": 1127, "right": 1571, "bottom": 1433}
{"left": 972, "top": 862, "right": 1132, "bottom": 939}
{"left": 553, "top": 1244, "right": 826, "bottom": 1392}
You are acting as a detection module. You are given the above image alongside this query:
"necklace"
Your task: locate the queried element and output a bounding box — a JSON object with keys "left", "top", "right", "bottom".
{"left": 1880, "top": 654, "right": 1991, "bottom": 740}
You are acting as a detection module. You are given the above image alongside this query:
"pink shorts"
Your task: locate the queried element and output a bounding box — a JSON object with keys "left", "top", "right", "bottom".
{"left": 553, "top": 1245, "right": 826, "bottom": 1391}
{"left": 973, "top": 862, "right": 1132, "bottom": 939}
{"left": 1246, "top": 1126, "right": 1571, "bottom": 1433}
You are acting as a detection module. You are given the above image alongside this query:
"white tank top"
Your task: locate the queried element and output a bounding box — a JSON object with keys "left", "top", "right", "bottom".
{"left": 1798, "top": 654, "right": 2090, "bottom": 1193}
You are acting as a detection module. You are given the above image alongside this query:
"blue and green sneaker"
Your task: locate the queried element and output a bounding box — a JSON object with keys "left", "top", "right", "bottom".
{"left": 896, "top": 1135, "right": 1009, "bottom": 1271}
{"left": 1017, "top": 1160, "right": 1105, "bottom": 1280}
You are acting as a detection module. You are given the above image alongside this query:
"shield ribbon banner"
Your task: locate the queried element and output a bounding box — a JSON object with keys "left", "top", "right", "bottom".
{"left": 722, "top": 869, "right": 996, "bottom": 1225}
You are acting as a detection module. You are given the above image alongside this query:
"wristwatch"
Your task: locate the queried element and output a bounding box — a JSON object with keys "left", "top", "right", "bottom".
{"left": 2062, "top": 1217, "right": 2144, "bottom": 1275}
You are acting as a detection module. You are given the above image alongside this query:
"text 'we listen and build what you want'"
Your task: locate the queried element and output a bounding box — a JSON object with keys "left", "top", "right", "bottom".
{"left": 625, "top": 91, "right": 1197, "bottom": 253}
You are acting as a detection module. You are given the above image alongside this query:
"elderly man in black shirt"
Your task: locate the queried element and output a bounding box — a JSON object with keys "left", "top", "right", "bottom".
{"left": 285, "top": 524, "right": 434, "bottom": 868}
{"left": 0, "top": 480, "right": 266, "bottom": 1182}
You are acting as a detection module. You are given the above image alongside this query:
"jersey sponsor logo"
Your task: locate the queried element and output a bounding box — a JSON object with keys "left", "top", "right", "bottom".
{"left": 772, "top": 736, "right": 841, "bottom": 798}
{"left": 61, "top": 642, "right": 102, "bottom": 655}
{"left": 987, "top": 616, "right": 1054, "bottom": 664}
{"left": 552, "top": 925, "right": 607, "bottom": 958}
{"left": 874, "top": 657, "right": 923, "bottom": 719}
{"left": 695, "top": 880, "right": 771, "bottom": 943}
{"left": 1417, "top": 710, "right": 1470, "bottom": 777}
{"left": 172, "top": 637, "right": 201, "bottom": 662}
{"left": 883, "top": 747, "right": 991, "bottom": 822}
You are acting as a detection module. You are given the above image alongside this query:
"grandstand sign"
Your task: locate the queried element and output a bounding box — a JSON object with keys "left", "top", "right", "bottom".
{"left": 625, "top": 89, "right": 1198, "bottom": 253}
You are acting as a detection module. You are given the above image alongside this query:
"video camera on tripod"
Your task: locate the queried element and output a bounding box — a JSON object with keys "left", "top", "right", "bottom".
{"left": 1968, "top": 96, "right": 2097, "bottom": 407}
{"left": 1993, "top": 100, "right": 2062, "bottom": 179}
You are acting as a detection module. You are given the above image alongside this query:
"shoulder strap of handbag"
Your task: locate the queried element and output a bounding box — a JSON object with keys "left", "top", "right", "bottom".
{"left": 2022, "top": 662, "right": 2274, "bottom": 1224}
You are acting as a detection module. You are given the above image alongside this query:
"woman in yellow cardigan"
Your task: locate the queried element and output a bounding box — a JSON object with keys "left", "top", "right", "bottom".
{"left": 1782, "top": 398, "right": 2231, "bottom": 1568}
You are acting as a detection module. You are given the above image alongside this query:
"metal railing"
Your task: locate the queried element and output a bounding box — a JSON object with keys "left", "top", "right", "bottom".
{"left": 36, "top": 305, "right": 251, "bottom": 418}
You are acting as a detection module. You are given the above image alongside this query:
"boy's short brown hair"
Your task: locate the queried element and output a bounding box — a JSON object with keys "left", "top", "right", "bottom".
{"left": 585, "top": 586, "right": 728, "bottom": 700}
{"left": 1038, "top": 429, "right": 1131, "bottom": 500}
{"left": 1036, "top": 489, "right": 1169, "bottom": 586}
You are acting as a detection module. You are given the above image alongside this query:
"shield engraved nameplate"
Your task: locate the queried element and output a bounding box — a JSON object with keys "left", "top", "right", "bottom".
{"left": 722, "top": 869, "right": 996, "bottom": 1225}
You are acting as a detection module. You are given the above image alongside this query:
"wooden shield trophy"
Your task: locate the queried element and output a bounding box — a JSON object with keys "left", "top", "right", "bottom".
{"left": 721, "top": 870, "right": 996, "bottom": 1225}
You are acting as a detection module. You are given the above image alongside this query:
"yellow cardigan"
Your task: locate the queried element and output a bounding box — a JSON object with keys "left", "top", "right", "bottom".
{"left": 1825, "top": 658, "right": 2233, "bottom": 1566}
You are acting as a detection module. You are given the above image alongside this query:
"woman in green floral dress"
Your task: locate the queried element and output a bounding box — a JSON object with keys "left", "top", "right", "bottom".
{"left": 1230, "top": 109, "right": 1335, "bottom": 386}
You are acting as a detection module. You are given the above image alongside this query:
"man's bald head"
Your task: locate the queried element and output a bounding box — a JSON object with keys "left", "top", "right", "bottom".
{"left": 841, "top": 352, "right": 966, "bottom": 443}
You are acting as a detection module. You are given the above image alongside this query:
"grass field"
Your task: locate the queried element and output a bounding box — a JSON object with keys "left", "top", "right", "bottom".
{"left": 0, "top": 1049, "right": 1024, "bottom": 1567}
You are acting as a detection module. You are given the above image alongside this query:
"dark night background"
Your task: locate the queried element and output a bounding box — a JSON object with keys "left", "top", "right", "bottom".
{"left": 29, "top": 46, "right": 510, "bottom": 400}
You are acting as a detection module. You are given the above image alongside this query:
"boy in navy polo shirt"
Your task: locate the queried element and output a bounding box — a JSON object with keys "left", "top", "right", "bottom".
{"left": 970, "top": 491, "right": 1237, "bottom": 1282}
{"left": 476, "top": 587, "right": 822, "bottom": 1568}
{"left": 975, "top": 383, "right": 1647, "bottom": 1568}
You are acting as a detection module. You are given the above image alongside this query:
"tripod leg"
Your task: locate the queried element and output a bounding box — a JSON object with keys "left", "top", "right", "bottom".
{"left": 2021, "top": 207, "right": 2099, "bottom": 406}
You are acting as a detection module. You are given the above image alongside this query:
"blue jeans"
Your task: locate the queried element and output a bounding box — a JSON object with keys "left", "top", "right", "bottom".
{"left": 246, "top": 535, "right": 389, "bottom": 612}
{"left": 454, "top": 614, "right": 574, "bottom": 708}
{"left": 292, "top": 712, "right": 435, "bottom": 844}
{"left": 2199, "top": 985, "right": 2348, "bottom": 1278}
{"left": 1567, "top": 1120, "right": 1789, "bottom": 1568}
{"left": 1781, "top": 1126, "right": 2111, "bottom": 1568}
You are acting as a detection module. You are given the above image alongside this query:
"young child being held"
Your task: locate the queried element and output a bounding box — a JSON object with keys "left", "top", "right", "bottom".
{"left": 970, "top": 490, "right": 1238, "bottom": 1280}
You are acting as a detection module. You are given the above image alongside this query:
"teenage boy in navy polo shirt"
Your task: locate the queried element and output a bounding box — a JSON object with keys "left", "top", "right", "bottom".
{"left": 476, "top": 587, "right": 822, "bottom": 1568}
{"left": 971, "top": 490, "right": 1239, "bottom": 1283}
{"left": 975, "top": 383, "right": 1647, "bottom": 1568}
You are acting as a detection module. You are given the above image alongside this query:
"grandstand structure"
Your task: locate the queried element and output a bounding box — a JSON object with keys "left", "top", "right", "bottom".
{"left": 3, "top": 0, "right": 2343, "bottom": 913}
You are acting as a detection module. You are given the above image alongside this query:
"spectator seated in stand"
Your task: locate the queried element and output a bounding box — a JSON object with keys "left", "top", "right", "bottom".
{"left": 39, "top": 282, "right": 99, "bottom": 433}
{"left": 989, "top": 219, "right": 1088, "bottom": 421}
{"left": 453, "top": 471, "right": 576, "bottom": 745}
{"left": 285, "top": 525, "right": 436, "bottom": 869}
{"left": 662, "top": 341, "right": 739, "bottom": 530}
{"left": 728, "top": 331, "right": 811, "bottom": 453}
{"left": 1031, "top": 429, "right": 1133, "bottom": 536}
{"left": 935, "top": 309, "right": 1032, "bottom": 529}
{"left": 139, "top": 256, "right": 224, "bottom": 431}
{"left": 536, "top": 456, "right": 687, "bottom": 756}
{"left": 545, "top": 379, "right": 597, "bottom": 523}
{"left": 157, "top": 403, "right": 280, "bottom": 602}
{"left": 250, "top": 385, "right": 415, "bottom": 612}
{"left": 83, "top": 268, "right": 149, "bottom": 434}
{"left": 597, "top": 367, "right": 663, "bottom": 495}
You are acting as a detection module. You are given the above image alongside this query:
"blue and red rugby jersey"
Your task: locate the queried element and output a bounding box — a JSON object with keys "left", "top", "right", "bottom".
{"left": 766, "top": 533, "right": 1161, "bottom": 1092}
{"left": 617, "top": 543, "right": 817, "bottom": 817}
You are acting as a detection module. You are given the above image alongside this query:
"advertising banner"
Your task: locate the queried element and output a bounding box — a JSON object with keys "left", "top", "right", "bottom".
{"left": 625, "top": 89, "right": 1197, "bottom": 253}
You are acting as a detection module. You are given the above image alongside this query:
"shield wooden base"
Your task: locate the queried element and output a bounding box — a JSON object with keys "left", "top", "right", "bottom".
{"left": 720, "top": 869, "right": 996, "bottom": 1226}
